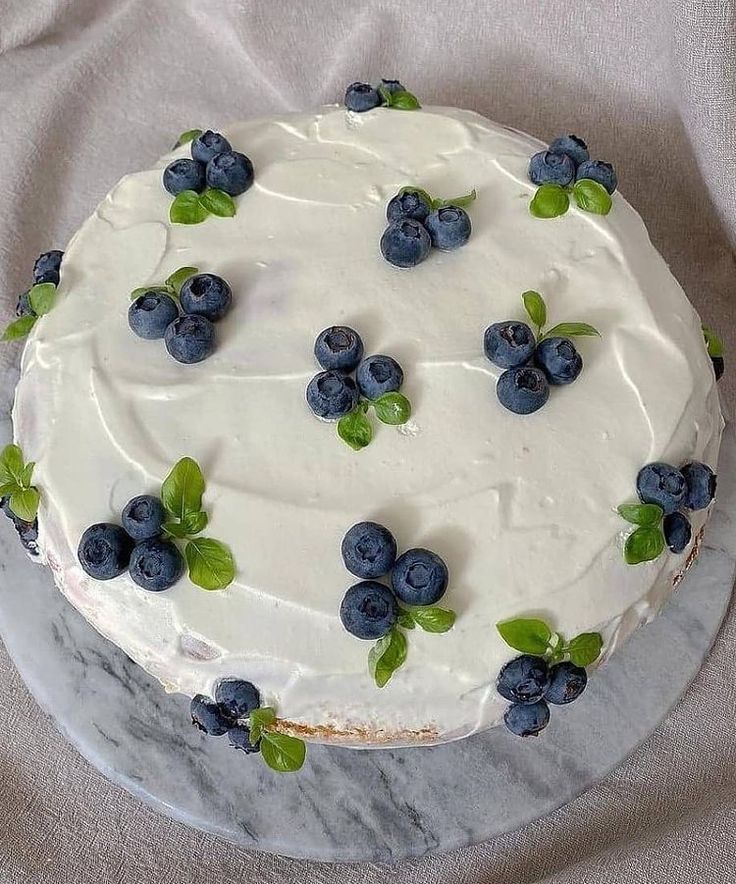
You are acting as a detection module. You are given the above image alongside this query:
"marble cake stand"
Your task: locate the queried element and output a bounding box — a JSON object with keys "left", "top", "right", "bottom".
{"left": 1, "top": 414, "right": 734, "bottom": 864}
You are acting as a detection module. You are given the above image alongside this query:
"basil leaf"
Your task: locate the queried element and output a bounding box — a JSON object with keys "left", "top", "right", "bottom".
{"left": 130, "top": 285, "right": 172, "bottom": 301}
{"left": 573, "top": 179, "right": 612, "bottom": 215}
{"left": 162, "top": 521, "right": 191, "bottom": 539}
{"left": 496, "top": 617, "right": 552, "bottom": 655}
{"left": 9, "top": 487, "right": 39, "bottom": 522}
{"left": 161, "top": 457, "right": 205, "bottom": 520}
{"left": 522, "top": 290, "right": 546, "bottom": 332}
{"left": 19, "top": 462, "right": 35, "bottom": 488}
{"left": 260, "top": 731, "right": 306, "bottom": 773}
{"left": 0, "top": 444, "right": 25, "bottom": 487}
{"left": 165, "top": 266, "right": 199, "bottom": 295}
{"left": 434, "top": 188, "right": 477, "bottom": 209}
{"left": 182, "top": 510, "right": 208, "bottom": 536}
{"left": 249, "top": 706, "right": 277, "bottom": 743}
{"left": 542, "top": 322, "right": 601, "bottom": 340}
{"left": 397, "top": 609, "right": 416, "bottom": 629}
{"left": 169, "top": 190, "right": 210, "bottom": 225}
{"left": 2, "top": 315, "right": 37, "bottom": 341}
{"left": 198, "top": 188, "right": 236, "bottom": 218}
{"left": 28, "top": 283, "right": 57, "bottom": 317}
{"left": 529, "top": 184, "right": 569, "bottom": 219}
{"left": 568, "top": 632, "right": 603, "bottom": 667}
{"left": 174, "top": 128, "right": 203, "bottom": 148}
{"left": 337, "top": 409, "right": 373, "bottom": 450}
{"left": 617, "top": 503, "right": 663, "bottom": 527}
{"left": 185, "top": 537, "right": 235, "bottom": 590}
{"left": 372, "top": 392, "right": 411, "bottom": 425}
{"left": 389, "top": 90, "right": 421, "bottom": 110}
{"left": 409, "top": 606, "right": 456, "bottom": 633}
{"left": 703, "top": 326, "right": 724, "bottom": 358}
{"left": 624, "top": 525, "right": 665, "bottom": 565}
{"left": 368, "top": 628, "right": 407, "bottom": 688}
{"left": 398, "top": 186, "right": 433, "bottom": 210}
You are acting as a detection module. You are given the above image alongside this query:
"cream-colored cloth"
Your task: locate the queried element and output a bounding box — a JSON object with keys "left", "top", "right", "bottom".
{"left": 1, "top": 1, "right": 735, "bottom": 881}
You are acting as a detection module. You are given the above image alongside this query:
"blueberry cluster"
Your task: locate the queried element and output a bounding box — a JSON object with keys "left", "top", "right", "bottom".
{"left": 498, "top": 656, "right": 587, "bottom": 736}
{"left": 190, "top": 678, "right": 262, "bottom": 754}
{"left": 164, "top": 129, "right": 254, "bottom": 199}
{"left": 344, "top": 78, "right": 420, "bottom": 112}
{"left": 3, "top": 250, "right": 64, "bottom": 342}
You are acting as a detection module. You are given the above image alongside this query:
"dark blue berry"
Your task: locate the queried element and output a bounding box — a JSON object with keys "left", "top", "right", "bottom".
{"left": 129, "top": 538, "right": 184, "bottom": 592}
{"left": 576, "top": 159, "right": 617, "bottom": 194}
{"left": 314, "top": 326, "right": 364, "bottom": 372}
{"left": 340, "top": 581, "right": 398, "bottom": 640}
{"left": 121, "top": 494, "right": 166, "bottom": 541}
{"left": 548, "top": 134, "right": 589, "bottom": 167}
{"left": 356, "top": 355, "right": 403, "bottom": 399}
{"left": 341, "top": 521, "right": 397, "bottom": 579}
{"left": 712, "top": 355, "right": 724, "bottom": 381}
{"left": 380, "top": 219, "right": 431, "bottom": 268}
{"left": 1, "top": 496, "right": 39, "bottom": 555}
{"left": 190, "top": 695, "right": 231, "bottom": 736}
{"left": 205, "top": 151, "right": 254, "bottom": 196}
{"left": 191, "top": 130, "right": 232, "bottom": 164}
{"left": 390, "top": 548, "right": 448, "bottom": 606}
{"left": 32, "top": 250, "right": 63, "bottom": 285}
{"left": 164, "top": 314, "right": 216, "bottom": 364}
{"left": 228, "top": 725, "right": 261, "bottom": 753}
{"left": 215, "top": 679, "right": 261, "bottom": 719}
{"left": 484, "top": 321, "right": 536, "bottom": 369}
{"left": 636, "top": 462, "right": 687, "bottom": 515}
{"left": 664, "top": 512, "right": 692, "bottom": 553}
{"left": 344, "top": 82, "right": 381, "bottom": 112}
{"left": 545, "top": 662, "right": 587, "bottom": 705}
{"left": 496, "top": 366, "right": 550, "bottom": 415}
{"left": 681, "top": 461, "right": 717, "bottom": 511}
{"left": 534, "top": 337, "right": 583, "bottom": 385}
{"left": 78, "top": 523, "right": 133, "bottom": 580}
{"left": 497, "top": 655, "right": 550, "bottom": 704}
{"left": 163, "top": 158, "right": 206, "bottom": 195}
{"left": 179, "top": 273, "right": 232, "bottom": 321}
{"left": 424, "top": 206, "right": 471, "bottom": 250}
{"left": 16, "top": 290, "right": 33, "bottom": 317}
{"left": 128, "top": 292, "right": 179, "bottom": 340}
{"left": 504, "top": 700, "right": 550, "bottom": 737}
{"left": 386, "top": 191, "right": 431, "bottom": 223}
{"left": 306, "top": 371, "right": 359, "bottom": 420}
{"left": 379, "top": 78, "right": 405, "bottom": 94}
{"left": 528, "top": 150, "right": 575, "bottom": 186}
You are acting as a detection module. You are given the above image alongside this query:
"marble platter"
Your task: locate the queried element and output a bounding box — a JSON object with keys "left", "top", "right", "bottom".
{"left": 1, "top": 397, "right": 734, "bottom": 862}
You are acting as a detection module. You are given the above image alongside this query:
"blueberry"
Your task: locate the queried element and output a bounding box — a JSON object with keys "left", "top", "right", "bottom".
{"left": 576, "top": 159, "right": 617, "bottom": 194}
{"left": 636, "top": 462, "right": 687, "bottom": 515}
{"left": 496, "top": 367, "right": 550, "bottom": 415}
{"left": 121, "top": 494, "right": 166, "bottom": 540}
{"left": 190, "top": 694, "right": 231, "bottom": 736}
{"left": 386, "top": 191, "right": 431, "bottom": 223}
{"left": 497, "top": 655, "right": 550, "bottom": 704}
{"left": 664, "top": 511, "right": 692, "bottom": 553}
{"left": 528, "top": 150, "right": 575, "bottom": 186}
{"left": 314, "top": 326, "right": 364, "bottom": 372}
{"left": 205, "top": 151, "right": 254, "bottom": 196}
{"left": 1, "top": 496, "right": 39, "bottom": 555}
{"left": 484, "top": 321, "right": 536, "bottom": 369}
{"left": 128, "top": 292, "right": 179, "bottom": 340}
{"left": 424, "top": 206, "right": 472, "bottom": 250}
{"left": 712, "top": 355, "right": 725, "bottom": 381}
{"left": 163, "top": 158, "right": 206, "bottom": 195}
{"left": 32, "top": 250, "right": 63, "bottom": 285}
{"left": 191, "top": 129, "right": 232, "bottom": 164}
{"left": 129, "top": 538, "right": 184, "bottom": 592}
{"left": 78, "top": 523, "right": 133, "bottom": 580}
{"left": 344, "top": 82, "right": 381, "bottom": 112}
{"left": 306, "top": 370, "right": 359, "bottom": 420}
{"left": 340, "top": 581, "right": 398, "bottom": 640}
{"left": 545, "top": 661, "right": 587, "bottom": 705}
{"left": 356, "top": 355, "right": 404, "bottom": 399}
{"left": 227, "top": 725, "right": 260, "bottom": 754}
{"left": 215, "top": 679, "right": 261, "bottom": 719}
{"left": 534, "top": 337, "right": 583, "bottom": 385}
{"left": 681, "top": 461, "right": 717, "bottom": 511}
{"left": 379, "top": 78, "right": 405, "bottom": 94}
{"left": 164, "top": 314, "right": 216, "bottom": 364}
{"left": 390, "top": 548, "right": 448, "bottom": 606}
{"left": 16, "top": 290, "right": 33, "bottom": 317}
{"left": 380, "top": 219, "right": 431, "bottom": 268}
{"left": 548, "top": 134, "right": 589, "bottom": 167}
{"left": 504, "top": 700, "right": 550, "bottom": 737}
{"left": 341, "top": 521, "right": 397, "bottom": 579}
{"left": 179, "top": 273, "right": 232, "bottom": 321}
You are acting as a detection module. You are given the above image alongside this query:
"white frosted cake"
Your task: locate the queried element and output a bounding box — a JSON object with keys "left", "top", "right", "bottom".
{"left": 7, "top": 95, "right": 723, "bottom": 756}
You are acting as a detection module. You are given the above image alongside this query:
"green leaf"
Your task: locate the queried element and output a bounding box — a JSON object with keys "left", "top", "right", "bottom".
{"left": 0, "top": 482, "right": 18, "bottom": 497}
{"left": 248, "top": 706, "right": 277, "bottom": 743}
{"left": 617, "top": 503, "right": 663, "bottom": 527}
{"left": 398, "top": 186, "right": 433, "bottom": 211}
{"left": 165, "top": 266, "right": 199, "bottom": 294}
{"left": 337, "top": 409, "right": 373, "bottom": 451}
{"left": 496, "top": 618, "right": 552, "bottom": 655}
{"left": 408, "top": 606, "right": 456, "bottom": 634}
{"left": 161, "top": 456, "right": 205, "bottom": 520}
{"left": 9, "top": 487, "right": 39, "bottom": 522}
{"left": 568, "top": 632, "right": 603, "bottom": 667}
{"left": 372, "top": 392, "right": 411, "bottom": 425}
{"left": 19, "top": 462, "right": 34, "bottom": 488}
{"left": 530, "top": 184, "right": 570, "bottom": 219}
{"left": 174, "top": 128, "right": 203, "bottom": 148}
{"left": 397, "top": 609, "right": 416, "bottom": 629}
{"left": 182, "top": 510, "right": 208, "bottom": 536}
{"left": 162, "top": 521, "right": 191, "bottom": 539}
{"left": 0, "top": 445, "right": 25, "bottom": 487}
{"left": 2, "top": 315, "right": 37, "bottom": 341}
{"left": 260, "top": 731, "right": 307, "bottom": 773}
{"left": 368, "top": 628, "right": 407, "bottom": 688}
{"left": 130, "top": 285, "right": 172, "bottom": 301}
{"left": 434, "top": 188, "right": 477, "bottom": 209}
{"left": 169, "top": 190, "right": 210, "bottom": 225}
{"left": 542, "top": 322, "right": 601, "bottom": 340}
{"left": 703, "top": 326, "right": 724, "bottom": 358}
{"left": 624, "top": 525, "right": 665, "bottom": 565}
{"left": 198, "top": 188, "right": 236, "bottom": 218}
{"left": 377, "top": 84, "right": 391, "bottom": 106}
{"left": 522, "top": 290, "right": 546, "bottom": 333}
{"left": 28, "top": 283, "right": 56, "bottom": 317}
{"left": 388, "top": 90, "right": 421, "bottom": 110}
{"left": 185, "top": 537, "right": 235, "bottom": 590}
{"left": 573, "top": 179, "right": 612, "bottom": 215}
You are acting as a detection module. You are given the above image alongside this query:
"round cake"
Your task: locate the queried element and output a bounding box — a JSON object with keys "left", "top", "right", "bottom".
{"left": 10, "top": 102, "right": 722, "bottom": 749}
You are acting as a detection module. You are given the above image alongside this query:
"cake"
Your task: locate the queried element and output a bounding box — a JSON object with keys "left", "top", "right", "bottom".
{"left": 4, "top": 84, "right": 723, "bottom": 763}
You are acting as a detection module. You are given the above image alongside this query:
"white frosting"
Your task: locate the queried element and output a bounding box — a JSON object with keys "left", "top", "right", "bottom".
{"left": 12, "top": 106, "right": 722, "bottom": 747}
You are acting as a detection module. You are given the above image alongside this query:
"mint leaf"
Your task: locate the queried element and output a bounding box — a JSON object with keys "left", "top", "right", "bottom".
{"left": 9, "top": 487, "right": 39, "bottom": 522}
{"left": 542, "top": 322, "right": 600, "bottom": 340}
{"left": 398, "top": 186, "right": 433, "bottom": 211}
{"left": 522, "top": 290, "right": 546, "bottom": 333}
{"left": 199, "top": 188, "right": 236, "bottom": 218}
{"left": 161, "top": 457, "right": 205, "bottom": 520}
{"left": 377, "top": 85, "right": 391, "bottom": 106}
{"left": 372, "top": 392, "right": 411, "bottom": 425}
{"left": 248, "top": 706, "right": 277, "bottom": 743}
{"left": 130, "top": 285, "right": 171, "bottom": 301}
{"left": 573, "top": 179, "right": 612, "bottom": 215}
{"left": 0, "top": 445, "right": 25, "bottom": 487}
{"left": 568, "top": 632, "right": 603, "bottom": 667}
{"left": 496, "top": 618, "right": 552, "bottom": 655}
{"left": 408, "top": 606, "right": 456, "bottom": 633}
{"left": 703, "top": 326, "right": 724, "bottom": 358}
{"left": 170, "top": 190, "right": 210, "bottom": 225}
{"left": 162, "top": 521, "right": 191, "bottom": 539}
{"left": 185, "top": 537, "right": 235, "bottom": 590}
{"left": 617, "top": 503, "right": 663, "bottom": 527}
{"left": 397, "top": 609, "right": 416, "bottom": 629}
{"left": 182, "top": 510, "right": 208, "bottom": 535}
{"left": 165, "top": 266, "right": 198, "bottom": 294}
{"left": 28, "top": 283, "right": 56, "bottom": 317}
{"left": 19, "top": 462, "right": 34, "bottom": 488}
{"left": 369, "top": 628, "right": 407, "bottom": 688}
{"left": 624, "top": 525, "right": 665, "bottom": 565}
{"left": 529, "top": 184, "right": 569, "bottom": 219}
{"left": 174, "top": 128, "right": 203, "bottom": 148}
{"left": 0, "top": 482, "right": 18, "bottom": 497}
{"left": 260, "top": 731, "right": 306, "bottom": 773}
{"left": 434, "top": 188, "right": 477, "bottom": 209}
{"left": 2, "top": 315, "right": 37, "bottom": 341}
{"left": 388, "top": 90, "right": 421, "bottom": 110}
{"left": 337, "top": 409, "right": 373, "bottom": 450}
